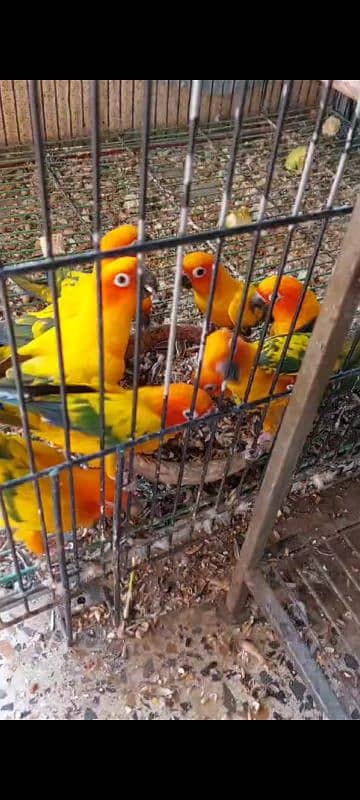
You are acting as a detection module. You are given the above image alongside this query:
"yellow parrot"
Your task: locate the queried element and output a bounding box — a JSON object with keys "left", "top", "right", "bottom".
{"left": 256, "top": 274, "right": 321, "bottom": 336}
{"left": 285, "top": 146, "right": 307, "bottom": 173}
{"left": 1, "top": 225, "right": 152, "bottom": 359}
{"left": 1, "top": 257, "right": 156, "bottom": 388}
{"left": 197, "top": 328, "right": 360, "bottom": 458}
{"left": 182, "top": 252, "right": 267, "bottom": 331}
{"left": 0, "top": 383, "right": 215, "bottom": 478}
{"left": 0, "top": 433, "right": 119, "bottom": 556}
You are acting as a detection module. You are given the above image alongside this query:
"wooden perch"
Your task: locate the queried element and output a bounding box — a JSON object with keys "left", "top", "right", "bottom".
{"left": 133, "top": 452, "right": 247, "bottom": 485}
{"left": 320, "top": 80, "right": 360, "bottom": 102}
{"left": 126, "top": 325, "right": 202, "bottom": 359}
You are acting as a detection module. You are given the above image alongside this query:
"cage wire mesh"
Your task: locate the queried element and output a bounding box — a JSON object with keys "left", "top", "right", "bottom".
{"left": 0, "top": 80, "right": 359, "bottom": 715}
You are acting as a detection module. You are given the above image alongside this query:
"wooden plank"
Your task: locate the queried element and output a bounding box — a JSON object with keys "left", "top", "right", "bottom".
{"left": 69, "top": 80, "right": 84, "bottom": 138}
{"left": 248, "top": 83, "right": 263, "bottom": 116}
{"left": 121, "top": 80, "right": 134, "bottom": 130}
{"left": 153, "top": 80, "right": 172, "bottom": 128}
{"left": 41, "top": 79, "right": 59, "bottom": 141}
{"left": 109, "top": 80, "right": 121, "bottom": 131}
{"left": 290, "top": 79, "right": 303, "bottom": 108}
{"left": 167, "top": 81, "right": 181, "bottom": 127}
{"left": 55, "top": 80, "right": 72, "bottom": 140}
{"left": 99, "top": 79, "right": 109, "bottom": 131}
{"left": 177, "top": 81, "right": 191, "bottom": 127}
{"left": 81, "top": 80, "right": 91, "bottom": 135}
{"left": 0, "top": 80, "right": 7, "bottom": 147}
{"left": 133, "top": 80, "right": 144, "bottom": 129}
{"left": 200, "top": 81, "right": 212, "bottom": 124}
{"left": 298, "top": 80, "right": 314, "bottom": 108}
{"left": 13, "top": 80, "right": 32, "bottom": 144}
{"left": 0, "top": 80, "right": 20, "bottom": 145}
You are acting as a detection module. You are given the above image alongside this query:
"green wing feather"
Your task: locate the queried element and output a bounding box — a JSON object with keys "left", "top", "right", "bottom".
{"left": 259, "top": 334, "right": 311, "bottom": 375}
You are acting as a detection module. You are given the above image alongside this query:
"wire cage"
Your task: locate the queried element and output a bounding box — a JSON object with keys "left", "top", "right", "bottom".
{"left": 0, "top": 80, "right": 360, "bottom": 719}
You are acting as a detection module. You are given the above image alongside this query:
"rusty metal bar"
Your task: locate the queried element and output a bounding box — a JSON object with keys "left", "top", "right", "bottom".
{"left": 226, "top": 194, "right": 360, "bottom": 618}
{"left": 247, "top": 569, "right": 349, "bottom": 720}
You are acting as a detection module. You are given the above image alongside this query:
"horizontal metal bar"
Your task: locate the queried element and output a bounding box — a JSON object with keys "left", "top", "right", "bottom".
{"left": 247, "top": 568, "right": 349, "bottom": 720}
{"left": 0, "top": 205, "right": 353, "bottom": 277}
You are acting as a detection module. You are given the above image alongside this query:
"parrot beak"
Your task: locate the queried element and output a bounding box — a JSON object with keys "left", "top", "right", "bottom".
{"left": 182, "top": 274, "right": 192, "bottom": 290}
{"left": 250, "top": 291, "right": 267, "bottom": 314}
{"left": 143, "top": 267, "right": 158, "bottom": 295}
{"left": 226, "top": 361, "right": 240, "bottom": 381}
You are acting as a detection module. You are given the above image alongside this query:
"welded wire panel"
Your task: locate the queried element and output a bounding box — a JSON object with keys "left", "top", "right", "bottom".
{"left": 261, "top": 524, "right": 360, "bottom": 719}
{"left": 0, "top": 79, "right": 359, "bottom": 646}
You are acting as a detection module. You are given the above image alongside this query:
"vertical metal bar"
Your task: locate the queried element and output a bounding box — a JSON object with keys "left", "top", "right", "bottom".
{"left": 80, "top": 79, "right": 85, "bottom": 130}
{"left": 90, "top": 79, "right": 106, "bottom": 536}
{"left": 208, "top": 80, "right": 215, "bottom": 124}
{"left": 154, "top": 80, "right": 159, "bottom": 129}
{"left": 187, "top": 80, "right": 194, "bottom": 124}
{"left": 67, "top": 79, "right": 73, "bottom": 140}
{"left": 28, "top": 80, "right": 79, "bottom": 571}
{"left": 226, "top": 194, "right": 360, "bottom": 618}
{"left": 229, "top": 80, "right": 236, "bottom": 117}
{"left": 10, "top": 79, "right": 21, "bottom": 144}
{"left": 0, "top": 84, "right": 8, "bottom": 147}
{"left": 53, "top": 79, "right": 61, "bottom": 140}
{"left": 148, "top": 80, "right": 202, "bottom": 525}
{"left": 112, "top": 451, "right": 126, "bottom": 626}
{"left": 51, "top": 471, "right": 73, "bottom": 646}
{"left": 131, "top": 80, "right": 135, "bottom": 130}
{"left": 127, "top": 81, "right": 152, "bottom": 511}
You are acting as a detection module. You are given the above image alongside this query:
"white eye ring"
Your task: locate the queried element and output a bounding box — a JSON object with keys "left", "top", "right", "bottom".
{"left": 114, "top": 273, "right": 131, "bottom": 288}
{"left": 183, "top": 409, "right": 199, "bottom": 420}
{"left": 193, "top": 267, "right": 207, "bottom": 279}
{"left": 204, "top": 383, "right": 217, "bottom": 392}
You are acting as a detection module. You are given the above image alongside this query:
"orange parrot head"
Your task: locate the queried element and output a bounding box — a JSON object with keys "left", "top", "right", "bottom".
{"left": 147, "top": 383, "right": 214, "bottom": 428}
{"left": 100, "top": 226, "right": 154, "bottom": 321}
{"left": 257, "top": 274, "right": 320, "bottom": 334}
{"left": 100, "top": 225, "right": 138, "bottom": 264}
{"left": 182, "top": 252, "right": 216, "bottom": 294}
{"left": 257, "top": 274, "right": 304, "bottom": 305}
{"left": 200, "top": 329, "right": 242, "bottom": 396}
{"left": 101, "top": 257, "right": 156, "bottom": 313}
{"left": 197, "top": 329, "right": 252, "bottom": 393}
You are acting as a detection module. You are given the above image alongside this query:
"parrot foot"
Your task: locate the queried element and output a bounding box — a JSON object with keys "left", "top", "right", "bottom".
{"left": 245, "top": 432, "right": 274, "bottom": 462}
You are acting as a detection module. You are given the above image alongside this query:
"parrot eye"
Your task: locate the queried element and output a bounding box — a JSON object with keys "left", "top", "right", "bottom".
{"left": 204, "top": 383, "right": 217, "bottom": 392}
{"left": 193, "top": 267, "right": 207, "bottom": 279}
{"left": 114, "top": 273, "right": 131, "bottom": 288}
{"left": 183, "top": 408, "right": 198, "bottom": 420}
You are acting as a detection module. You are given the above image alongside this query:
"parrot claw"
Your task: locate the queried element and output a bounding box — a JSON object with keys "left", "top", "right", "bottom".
{"left": 244, "top": 432, "right": 274, "bottom": 463}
